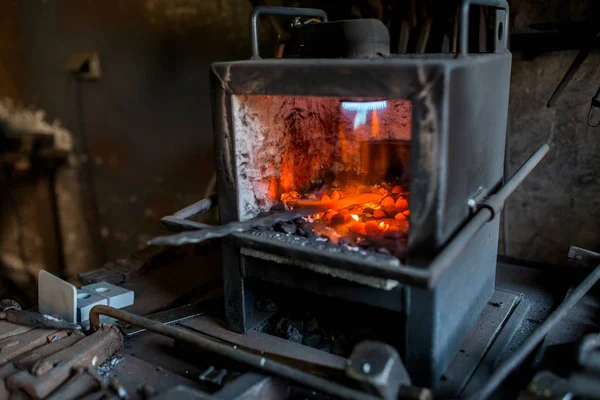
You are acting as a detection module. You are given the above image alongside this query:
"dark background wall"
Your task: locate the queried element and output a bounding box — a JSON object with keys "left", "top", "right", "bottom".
{"left": 0, "top": 0, "right": 598, "bottom": 303}
{"left": 14, "top": 0, "right": 252, "bottom": 283}
{"left": 505, "top": 0, "right": 600, "bottom": 265}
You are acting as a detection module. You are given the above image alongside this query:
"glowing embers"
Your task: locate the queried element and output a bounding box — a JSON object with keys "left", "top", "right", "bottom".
{"left": 341, "top": 100, "right": 387, "bottom": 129}
{"left": 279, "top": 183, "right": 409, "bottom": 258}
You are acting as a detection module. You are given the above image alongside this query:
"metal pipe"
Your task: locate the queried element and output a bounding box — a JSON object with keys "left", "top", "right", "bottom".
{"left": 89, "top": 305, "right": 379, "bottom": 400}
{"left": 459, "top": 0, "right": 509, "bottom": 56}
{"left": 467, "top": 261, "right": 600, "bottom": 400}
{"left": 250, "top": 6, "right": 328, "bottom": 59}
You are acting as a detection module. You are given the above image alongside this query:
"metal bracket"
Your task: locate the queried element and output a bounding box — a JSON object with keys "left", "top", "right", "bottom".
{"left": 459, "top": 0, "right": 509, "bottom": 56}
{"left": 467, "top": 186, "right": 488, "bottom": 213}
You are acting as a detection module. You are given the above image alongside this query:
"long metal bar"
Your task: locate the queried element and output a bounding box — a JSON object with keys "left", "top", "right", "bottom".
{"left": 459, "top": 0, "right": 509, "bottom": 56}
{"left": 467, "top": 261, "right": 600, "bottom": 400}
{"left": 89, "top": 306, "right": 379, "bottom": 400}
{"left": 250, "top": 6, "right": 328, "bottom": 59}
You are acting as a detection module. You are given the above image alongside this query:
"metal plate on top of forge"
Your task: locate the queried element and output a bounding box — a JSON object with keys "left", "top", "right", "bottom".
{"left": 236, "top": 230, "right": 402, "bottom": 290}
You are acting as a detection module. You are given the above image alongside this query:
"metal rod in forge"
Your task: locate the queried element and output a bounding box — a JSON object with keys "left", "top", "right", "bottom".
{"left": 467, "top": 261, "right": 600, "bottom": 400}
{"left": 89, "top": 305, "right": 380, "bottom": 400}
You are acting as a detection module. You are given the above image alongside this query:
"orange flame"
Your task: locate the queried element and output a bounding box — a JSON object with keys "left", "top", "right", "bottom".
{"left": 372, "top": 109, "right": 380, "bottom": 138}
{"left": 268, "top": 176, "right": 278, "bottom": 201}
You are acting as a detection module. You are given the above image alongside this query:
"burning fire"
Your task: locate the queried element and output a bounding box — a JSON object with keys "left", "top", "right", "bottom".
{"left": 281, "top": 184, "right": 409, "bottom": 245}
{"left": 264, "top": 97, "right": 410, "bottom": 255}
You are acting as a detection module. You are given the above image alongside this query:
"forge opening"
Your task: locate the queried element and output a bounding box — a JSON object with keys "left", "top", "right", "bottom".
{"left": 232, "top": 95, "right": 411, "bottom": 258}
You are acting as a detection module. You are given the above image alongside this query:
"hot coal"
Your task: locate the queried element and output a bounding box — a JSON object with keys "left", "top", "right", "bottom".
{"left": 272, "top": 183, "right": 410, "bottom": 260}
{"left": 262, "top": 215, "right": 410, "bottom": 259}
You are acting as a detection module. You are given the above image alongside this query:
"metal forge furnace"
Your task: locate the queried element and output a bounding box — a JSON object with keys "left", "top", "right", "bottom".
{"left": 208, "top": 0, "right": 522, "bottom": 387}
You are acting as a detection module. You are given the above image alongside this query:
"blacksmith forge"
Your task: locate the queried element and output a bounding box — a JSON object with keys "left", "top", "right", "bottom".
{"left": 210, "top": 1, "right": 514, "bottom": 386}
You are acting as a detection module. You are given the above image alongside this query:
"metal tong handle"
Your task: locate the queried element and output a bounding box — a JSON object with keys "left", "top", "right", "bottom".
{"left": 459, "top": 0, "right": 509, "bottom": 56}
{"left": 250, "top": 6, "right": 328, "bottom": 59}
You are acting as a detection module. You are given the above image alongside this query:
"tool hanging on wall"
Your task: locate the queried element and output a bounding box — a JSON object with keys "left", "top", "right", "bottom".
{"left": 588, "top": 87, "right": 600, "bottom": 128}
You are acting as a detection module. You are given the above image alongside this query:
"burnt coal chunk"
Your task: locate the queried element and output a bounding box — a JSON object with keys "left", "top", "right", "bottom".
{"left": 317, "top": 343, "right": 332, "bottom": 353}
{"left": 254, "top": 320, "right": 271, "bottom": 333}
{"left": 270, "top": 202, "right": 285, "bottom": 212}
{"left": 274, "top": 319, "right": 304, "bottom": 344}
{"left": 256, "top": 298, "right": 278, "bottom": 313}
{"left": 305, "top": 318, "right": 319, "bottom": 333}
{"left": 330, "top": 214, "right": 345, "bottom": 226}
{"left": 287, "top": 326, "right": 303, "bottom": 343}
{"left": 275, "top": 222, "right": 297, "bottom": 235}
{"left": 276, "top": 318, "right": 290, "bottom": 335}
{"left": 331, "top": 341, "right": 346, "bottom": 356}
{"left": 293, "top": 217, "right": 305, "bottom": 225}
{"left": 358, "top": 240, "right": 372, "bottom": 249}
{"left": 297, "top": 222, "right": 316, "bottom": 238}
{"left": 302, "top": 334, "right": 322, "bottom": 348}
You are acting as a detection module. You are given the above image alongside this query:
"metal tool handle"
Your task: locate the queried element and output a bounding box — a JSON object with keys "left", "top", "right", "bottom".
{"left": 459, "top": 0, "right": 509, "bottom": 56}
{"left": 250, "top": 6, "right": 328, "bottom": 59}
{"left": 160, "top": 194, "right": 216, "bottom": 232}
